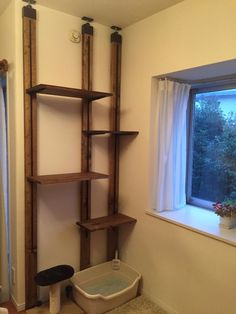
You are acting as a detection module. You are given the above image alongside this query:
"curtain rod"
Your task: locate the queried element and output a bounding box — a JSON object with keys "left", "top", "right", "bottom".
{"left": 0, "top": 59, "right": 8, "bottom": 74}
{"left": 158, "top": 74, "right": 236, "bottom": 88}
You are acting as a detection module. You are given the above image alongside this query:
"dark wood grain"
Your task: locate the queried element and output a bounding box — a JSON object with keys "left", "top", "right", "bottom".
{"left": 80, "top": 25, "right": 94, "bottom": 270}
{"left": 77, "top": 213, "right": 136, "bottom": 232}
{"left": 23, "top": 7, "right": 38, "bottom": 308}
{"left": 27, "top": 171, "right": 109, "bottom": 184}
{"left": 83, "top": 130, "right": 139, "bottom": 136}
{"left": 27, "top": 84, "right": 112, "bottom": 100}
{"left": 107, "top": 33, "right": 122, "bottom": 260}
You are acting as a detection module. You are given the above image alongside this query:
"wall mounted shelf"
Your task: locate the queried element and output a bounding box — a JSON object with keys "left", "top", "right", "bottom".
{"left": 77, "top": 213, "right": 136, "bottom": 232}
{"left": 23, "top": 10, "right": 138, "bottom": 306}
{"left": 27, "top": 171, "right": 109, "bottom": 184}
{"left": 83, "top": 130, "right": 139, "bottom": 136}
{"left": 27, "top": 84, "right": 112, "bottom": 100}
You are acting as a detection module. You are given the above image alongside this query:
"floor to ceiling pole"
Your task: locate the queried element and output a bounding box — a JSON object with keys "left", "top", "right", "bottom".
{"left": 23, "top": 4, "right": 38, "bottom": 309}
{"left": 80, "top": 18, "right": 94, "bottom": 270}
{"left": 107, "top": 29, "right": 122, "bottom": 260}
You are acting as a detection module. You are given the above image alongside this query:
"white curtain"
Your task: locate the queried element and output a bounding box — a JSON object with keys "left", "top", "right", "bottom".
{"left": 151, "top": 79, "right": 191, "bottom": 212}
{"left": 0, "top": 82, "right": 10, "bottom": 303}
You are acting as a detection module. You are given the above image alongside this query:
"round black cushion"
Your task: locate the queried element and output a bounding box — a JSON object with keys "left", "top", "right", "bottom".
{"left": 35, "top": 265, "right": 74, "bottom": 286}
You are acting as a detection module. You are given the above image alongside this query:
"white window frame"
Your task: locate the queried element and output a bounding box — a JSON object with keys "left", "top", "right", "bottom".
{"left": 186, "top": 81, "right": 236, "bottom": 210}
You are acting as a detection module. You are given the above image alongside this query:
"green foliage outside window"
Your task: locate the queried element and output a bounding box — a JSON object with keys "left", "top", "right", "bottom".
{"left": 192, "top": 92, "right": 236, "bottom": 203}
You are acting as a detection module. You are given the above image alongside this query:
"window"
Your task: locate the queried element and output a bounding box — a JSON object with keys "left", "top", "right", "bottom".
{"left": 187, "top": 85, "right": 236, "bottom": 209}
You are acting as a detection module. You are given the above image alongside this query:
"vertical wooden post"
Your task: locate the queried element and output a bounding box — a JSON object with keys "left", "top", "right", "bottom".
{"left": 23, "top": 5, "right": 37, "bottom": 309}
{"left": 107, "top": 30, "right": 122, "bottom": 260}
{"left": 80, "top": 20, "right": 93, "bottom": 270}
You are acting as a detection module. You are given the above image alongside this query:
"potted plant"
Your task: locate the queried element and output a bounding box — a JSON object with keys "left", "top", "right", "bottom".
{"left": 213, "top": 200, "right": 236, "bottom": 229}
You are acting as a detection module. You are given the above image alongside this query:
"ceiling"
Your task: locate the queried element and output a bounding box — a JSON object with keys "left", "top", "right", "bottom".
{"left": 31, "top": 0, "right": 184, "bottom": 28}
{"left": 164, "top": 59, "right": 236, "bottom": 84}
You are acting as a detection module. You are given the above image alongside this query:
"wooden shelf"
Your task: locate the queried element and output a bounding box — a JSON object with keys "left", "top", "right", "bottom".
{"left": 83, "top": 130, "right": 139, "bottom": 136}
{"left": 27, "top": 171, "right": 109, "bottom": 184}
{"left": 112, "top": 131, "right": 139, "bottom": 136}
{"left": 77, "top": 213, "right": 136, "bottom": 232}
{"left": 83, "top": 130, "right": 110, "bottom": 135}
{"left": 27, "top": 84, "right": 112, "bottom": 101}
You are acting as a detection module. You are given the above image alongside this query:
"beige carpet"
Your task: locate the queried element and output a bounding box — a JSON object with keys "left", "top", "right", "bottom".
{"left": 26, "top": 296, "right": 167, "bottom": 314}
{"left": 26, "top": 299, "right": 84, "bottom": 314}
{"left": 107, "top": 296, "right": 167, "bottom": 314}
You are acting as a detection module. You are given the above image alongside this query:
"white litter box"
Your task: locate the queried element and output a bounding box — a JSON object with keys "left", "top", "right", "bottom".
{"left": 71, "top": 261, "right": 141, "bottom": 314}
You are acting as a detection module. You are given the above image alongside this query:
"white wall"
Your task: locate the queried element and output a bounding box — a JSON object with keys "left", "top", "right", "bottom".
{"left": 10, "top": 0, "right": 111, "bottom": 307}
{"left": 35, "top": 5, "right": 111, "bottom": 301}
{"left": 120, "top": 0, "right": 236, "bottom": 313}
{"left": 0, "top": 2, "right": 15, "bottom": 304}
{"left": 0, "top": 0, "right": 18, "bottom": 304}
{"left": 6, "top": 0, "right": 236, "bottom": 311}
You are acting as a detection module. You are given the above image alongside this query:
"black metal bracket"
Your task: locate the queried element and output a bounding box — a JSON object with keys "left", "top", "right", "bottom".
{"left": 81, "top": 16, "right": 94, "bottom": 35}
{"left": 22, "top": 3, "right": 36, "bottom": 19}
{"left": 22, "top": 0, "right": 36, "bottom": 7}
{"left": 111, "top": 26, "right": 122, "bottom": 32}
{"left": 82, "top": 16, "right": 94, "bottom": 23}
{"left": 111, "top": 26, "right": 122, "bottom": 43}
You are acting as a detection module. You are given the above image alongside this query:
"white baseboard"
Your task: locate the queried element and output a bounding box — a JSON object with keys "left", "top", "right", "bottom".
{"left": 10, "top": 294, "right": 25, "bottom": 312}
{"left": 141, "top": 289, "right": 180, "bottom": 314}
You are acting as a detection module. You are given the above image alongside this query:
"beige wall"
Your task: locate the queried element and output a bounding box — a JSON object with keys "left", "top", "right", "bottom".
{"left": 120, "top": 0, "right": 236, "bottom": 313}
{"left": 0, "top": 1, "right": 15, "bottom": 304}
{"left": 35, "top": 4, "right": 111, "bottom": 301}
{"left": 4, "top": 0, "right": 236, "bottom": 311}
{"left": 0, "top": 0, "right": 18, "bottom": 304}
{"left": 7, "top": 0, "right": 111, "bottom": 307}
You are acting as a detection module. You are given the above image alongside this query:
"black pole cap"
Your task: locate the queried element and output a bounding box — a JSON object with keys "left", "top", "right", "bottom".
{"left": 22, "top": 5, "right": 36, "bottom": 19}
{"left": 82, "top": 16, "right": 94, "bottom": 23}
{"left": 111, "top": 32, "right": 122, "bottom": 43}
{"left": 22, "top": 0, "right": 36, "bottom": 7}
{"left": 111, "top": 26, "right": 122, "bottom": 32}
{"left": 81, "top": 16, "right": 94, "bottom": 35}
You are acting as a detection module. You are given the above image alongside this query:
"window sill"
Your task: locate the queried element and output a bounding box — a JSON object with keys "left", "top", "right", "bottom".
{"left": 145, "top": 205, "right": 236, "bottom": 247}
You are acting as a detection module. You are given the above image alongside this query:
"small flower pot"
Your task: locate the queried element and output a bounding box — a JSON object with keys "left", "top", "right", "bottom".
{"left": 219, "top": 216, "right": 236, "bottom": 229}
